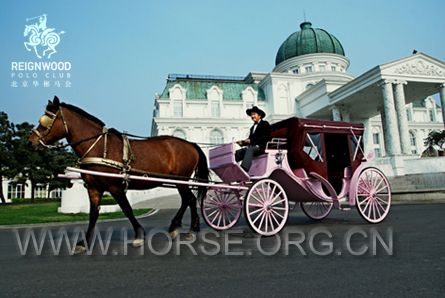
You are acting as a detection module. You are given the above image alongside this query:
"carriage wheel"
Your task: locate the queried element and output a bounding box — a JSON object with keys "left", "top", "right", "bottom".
{"left": 201, "top": 189, "right": 242, "bottom": 231}
{"left": 355, "top": 167, "right": 391, "bottom": 223}
{"left": 244, "top": 179, "right": 288, "bottom": 236}
{"left": 300, "top": 201, "right": 333, "bottom": 220}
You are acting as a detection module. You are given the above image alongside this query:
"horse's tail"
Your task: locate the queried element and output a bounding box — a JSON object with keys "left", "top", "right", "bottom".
{"left": 191, "top": 143, "right": 209, "bottom": 202}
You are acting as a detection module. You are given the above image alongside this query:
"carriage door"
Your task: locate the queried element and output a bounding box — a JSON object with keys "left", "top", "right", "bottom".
{"left": 325, "top": 133, "right": 351, "bottom": 193}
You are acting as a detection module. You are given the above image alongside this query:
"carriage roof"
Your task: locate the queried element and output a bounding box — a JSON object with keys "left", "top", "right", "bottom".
{"left": 271, "top": 117, "right": 364, "bottom": 137}
{"left": 271, "top": 117, "right": 365, "bottom": 178}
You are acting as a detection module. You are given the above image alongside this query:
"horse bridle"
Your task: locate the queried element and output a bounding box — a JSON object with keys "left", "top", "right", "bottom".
{"left": 33, "top": 107, "right": 69, "bottom": 149}
{"left": 33, "top": 106, "right": 109, "bottom": 157}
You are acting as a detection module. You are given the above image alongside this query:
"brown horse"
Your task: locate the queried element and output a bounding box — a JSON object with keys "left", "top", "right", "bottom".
{"left": 29, "top": 96, "right": 209, "bottom": 253}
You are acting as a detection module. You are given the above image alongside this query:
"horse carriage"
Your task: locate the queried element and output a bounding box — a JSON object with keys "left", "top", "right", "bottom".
{"left": 202, "top": 117, "right": 391, "bottom": 236}
{"left": 29, "top": 97, "right": 391, "bottom": 251}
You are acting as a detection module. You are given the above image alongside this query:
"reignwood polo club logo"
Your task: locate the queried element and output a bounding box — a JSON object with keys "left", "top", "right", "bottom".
{"left": 10, "top": 14, "right": 71, "bottom": 88}
{"left": 24, "top": 14, "right": 64, "bottom": 59}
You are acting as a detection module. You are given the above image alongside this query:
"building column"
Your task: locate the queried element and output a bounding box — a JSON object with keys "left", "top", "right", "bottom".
{"left": 393, "top": 80, "right": 411, "bottom": 155}
{"left": 330, "top": 105, "right": 341, "bottom": 121}
{"left": 440, "top": 83, "right": 445, "bottom": 128}
{"left": 361, "top": 119, "right": 372, "bottom": 155}
{"left": 341, "top": 106, "right": 351, "bottom": 122}
{"left": 379, "top": 80, "right": 401, "bottom": 156}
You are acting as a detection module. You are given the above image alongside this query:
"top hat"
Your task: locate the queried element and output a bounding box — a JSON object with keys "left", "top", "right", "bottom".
{"left": 246, "top": 106, "right": 266, "bottom": 118}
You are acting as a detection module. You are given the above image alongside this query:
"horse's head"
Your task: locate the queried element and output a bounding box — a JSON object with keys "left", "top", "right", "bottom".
{"left": 28, "top": 96, "right": 69, "bottom": 149}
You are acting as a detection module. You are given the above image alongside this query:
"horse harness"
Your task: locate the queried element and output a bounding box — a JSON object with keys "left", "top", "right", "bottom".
{"left": 35, "top": 105, "right": 205, "bottom": 188}
{"left": 35, "top": 106, "right": 138, "bottom": 187}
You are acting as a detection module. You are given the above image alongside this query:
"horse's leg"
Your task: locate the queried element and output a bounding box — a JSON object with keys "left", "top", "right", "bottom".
{"left": 45, "top": 46, "right": 56, "bottom": 59}
{"left": 109, "top": 187, "right": 145, "bottom": 247}
{"left": 168, "top": 186, "right": 191, "bottom": 239}
{"left": 188, "top": 189, "right": 200, "bottom": 233}
{"left": 33, "top": 45, "right": 41, "bottom": 59}
{"left": 181, "top": 188, "right": 201, "bottom": 241}
{"left": 74, "top": 187, "right": 103, "bottom": 254}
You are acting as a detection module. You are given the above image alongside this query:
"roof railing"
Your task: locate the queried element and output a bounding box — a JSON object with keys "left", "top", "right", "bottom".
{"left": 168, "top": 73, "right": 246, "bottom": 82}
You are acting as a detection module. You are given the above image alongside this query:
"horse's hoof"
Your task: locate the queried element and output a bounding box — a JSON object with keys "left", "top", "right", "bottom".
{"left": 73, "top": 245, "right": 87, "bottom": 255}
{"left": 184, "top": 231, "right": 196, "bottom": 241}
{"left": 132, "top": 238, "right": 144, "bottom": 248}
{"left": 169, "top": 229, "right": 179, "bottom": 240}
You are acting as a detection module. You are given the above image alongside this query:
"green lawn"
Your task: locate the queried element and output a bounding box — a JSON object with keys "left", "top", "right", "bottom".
{"left": 0, "top": 202, "right": 151, "bottom": 225}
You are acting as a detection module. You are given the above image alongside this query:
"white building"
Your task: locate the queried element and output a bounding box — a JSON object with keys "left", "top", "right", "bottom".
{"left": 152, "top": 21, "right": 445, "bottom": 176}
{"left": 1, "top": 179, "right": 62, "bottom": 202}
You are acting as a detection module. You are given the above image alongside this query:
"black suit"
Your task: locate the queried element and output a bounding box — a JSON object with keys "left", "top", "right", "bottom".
{"left": 235, "top": 120, "right": 271, "bottom": 172}
{"left": 248, "top": 120, "right": 271, "bottom": 151}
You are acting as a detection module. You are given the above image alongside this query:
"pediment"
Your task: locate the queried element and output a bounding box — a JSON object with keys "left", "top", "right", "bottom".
{"left": 380, "top": 53, "right": 445, "bottom": 78}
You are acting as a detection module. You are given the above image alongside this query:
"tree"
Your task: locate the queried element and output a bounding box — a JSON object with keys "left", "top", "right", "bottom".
{"left": 422, "top": 130, "right": 445, "bottom": 157}
{"left": 0, "top": 112, "right": 15, "bottom": 203}
{"left": 11, "top": 122, "right": 43, "bottom": 202}
{"left": 11, "top": 122, "right": 77, "bottom": 202}
{"left": 424, "top": 130, "right": 445, "bottom": 149}
{"left": 41, "top": 146, "right": 77, "bottom": 198}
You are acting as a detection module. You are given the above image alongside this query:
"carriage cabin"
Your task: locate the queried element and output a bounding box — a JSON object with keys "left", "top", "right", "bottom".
{"left": 271, "top": 117, "right": 365, "bottom": 193}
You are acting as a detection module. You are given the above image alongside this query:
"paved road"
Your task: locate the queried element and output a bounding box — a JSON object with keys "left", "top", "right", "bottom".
{"left": 0, "top": 203, "right": 444, "bottom": 297}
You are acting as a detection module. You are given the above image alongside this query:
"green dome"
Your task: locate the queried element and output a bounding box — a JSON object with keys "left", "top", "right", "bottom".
{"left": 275, "top": 21, "right": 345, "bottom": 66}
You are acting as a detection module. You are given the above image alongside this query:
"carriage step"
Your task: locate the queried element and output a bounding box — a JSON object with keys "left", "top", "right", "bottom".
{"left": 339, "top": 206, "right": 351, "bottom": 211}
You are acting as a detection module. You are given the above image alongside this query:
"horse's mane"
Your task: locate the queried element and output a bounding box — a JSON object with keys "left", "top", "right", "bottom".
{"left": 60, "top": 103, "right": 106, "bottom": 127}
{"left": 59, "top": 103, "right": 124, "bottom": 139}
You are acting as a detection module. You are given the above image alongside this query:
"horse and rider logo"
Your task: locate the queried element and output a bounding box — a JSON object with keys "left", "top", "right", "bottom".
{"left": 23, "top": 14, "right": 64, "bottom": 59}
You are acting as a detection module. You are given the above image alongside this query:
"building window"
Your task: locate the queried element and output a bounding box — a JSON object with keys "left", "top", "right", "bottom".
{"left": 409, "top": 131, "right": 417, "bottom": 154}
{"left": 305, "top": 66, "right": 313, "bottom": 73}
{"left": 374, "top": 148, "right": 382, "bottom": 158}
{"left": 173, "top": 101, "right": 183, "bottom": 117}
{"left": 172, "top": 129, "right": 186, "bottom": 140}
{"left": 35, "top": 184, "right": 47, "bottom": 199}
{"left": 406, "top": 108, "right": 412, "bottom": 122}
{"left": 331, "top": 65, "right": 337, "bottom": 71}
{"left": 50, "top": 189, "right": 63, "bottom": 199}
{"left": 211, "top": 101, "right": 220, "bottom": 118}
{"left": 8, "top": 183, "right": 25, "bottom": 199}
{"left": 373, "top": 133, "right": 380, "bottom": 145}
{"left": 292, "top": 68, "right": 299, "bottom": 74}
{"left": 210, "top": 129, "right": 224, "bottom": 144}
{"left": 428, "top": 109, "right": 435, "bottom": 122}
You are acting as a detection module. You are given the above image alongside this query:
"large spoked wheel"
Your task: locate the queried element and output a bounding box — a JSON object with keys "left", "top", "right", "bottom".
{"left": 201, "top": 189, "right": 242, "bottom": 231}
{"left": 300, "top": 201, "right": 333, "bottom": 220}
{"left": 354, "top": 167, "right": 391, "bottom": 223}
{"left": 244, "top": 179, "right": 289, "bottom": 236}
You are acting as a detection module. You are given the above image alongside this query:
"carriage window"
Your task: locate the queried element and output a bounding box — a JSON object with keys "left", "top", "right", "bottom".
{"left": 303, "top": 133, "right": 323, "bottom": 162}
{"left": 351, "top": 134, "right": 365, "bottom": 160}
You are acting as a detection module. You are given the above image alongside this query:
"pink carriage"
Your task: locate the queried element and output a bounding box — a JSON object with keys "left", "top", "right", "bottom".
{"left": 201, "top": 117, "right": 391, "bottom": 236}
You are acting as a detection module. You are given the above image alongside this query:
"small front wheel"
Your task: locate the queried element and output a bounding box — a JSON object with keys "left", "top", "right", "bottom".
{"left": 201, "top": 189, "right": 242, "bottom": 231}
{"left": 354, "top": 167, "right": 391, "bottom": 223}
{"left": 244, "top": 179, "right": 288, "bottom": 236}
{"left": 301, "top": 201, "right": 333, "bottom": 220}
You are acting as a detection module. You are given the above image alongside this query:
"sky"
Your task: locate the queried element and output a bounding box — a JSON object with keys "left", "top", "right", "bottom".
{"left": 1, "top": 0, "right": 444, "bottom": 136}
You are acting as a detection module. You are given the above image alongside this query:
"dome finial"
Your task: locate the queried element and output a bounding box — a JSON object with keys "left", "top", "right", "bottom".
{"left": 300, "top": 21, "right": 312, "bottom": 30}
